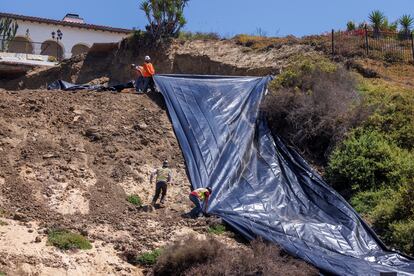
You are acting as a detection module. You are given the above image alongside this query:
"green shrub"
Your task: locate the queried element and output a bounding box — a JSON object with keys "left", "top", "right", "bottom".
{"left": 350, "top": 188, "right": 391, "bottom": 216}
{"left": 358, "top": 81, "right": 414, "bottom": 150}
{"left": 47, "top": 229, "right": 92, "bottom": 250}
{"left": 0, "top": 272, "right": 5, "bottom": 276}
{"left": 0, "top": 220, "right": 8, "bottom": 226}
{"left": 269, "top": 54, "right": 338, "bottom": 91}
{"left": 207, "top": 224, "right": 226, "bottom": 235}
{"left": 127, "top": 195, "right": 142, "bottom": 207}
{"left": 327, "top": 130, "right": 414, "bottom": 194}
{"left": 390, "top": 219, "right": 414, "bottom": 253}
{"left": 137, "top": 249, "right": 162, "bottom": 266}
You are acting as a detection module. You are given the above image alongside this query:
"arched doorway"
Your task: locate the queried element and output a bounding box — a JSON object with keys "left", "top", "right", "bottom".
{"left": 8, "top": 36, "right": 34, "bottom": 54}
{"left": 71, "top": 44, "right": 90, "bottom": 56}
{"left": 41, "top": 40, "right": 64, "bottom": 60}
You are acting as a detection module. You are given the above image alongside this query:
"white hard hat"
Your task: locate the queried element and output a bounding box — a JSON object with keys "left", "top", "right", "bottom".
{"left": 145, "top": 55, "right": 151, "bottom": 61}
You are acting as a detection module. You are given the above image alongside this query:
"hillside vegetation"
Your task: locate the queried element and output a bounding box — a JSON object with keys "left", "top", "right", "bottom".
{"left": 265, "top": 54, "right": 414, "bottom": 255}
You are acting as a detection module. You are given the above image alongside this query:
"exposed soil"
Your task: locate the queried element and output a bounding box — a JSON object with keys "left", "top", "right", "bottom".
{"left": 0, "top": 88, "right": 239, "bottom": 274}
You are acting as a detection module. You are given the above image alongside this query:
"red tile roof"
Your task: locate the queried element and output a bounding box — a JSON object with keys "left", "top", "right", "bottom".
{"left": 0, "top": 12, "right": 132, "bottom": 34}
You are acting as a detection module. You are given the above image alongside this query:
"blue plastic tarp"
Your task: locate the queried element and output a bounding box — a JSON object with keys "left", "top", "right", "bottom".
{"left": 154, "top": 74, "right": 414, "bottom": 276}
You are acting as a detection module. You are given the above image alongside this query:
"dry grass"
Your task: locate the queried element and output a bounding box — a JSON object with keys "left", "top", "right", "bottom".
{"left": 233, "top": 34, "right": 299, "bottom": 50}
{"left": 153, "top": 236, "right": 317, "bottom": 276}
{"left": 264, "top": 55, "right": 365, "bottom": 164}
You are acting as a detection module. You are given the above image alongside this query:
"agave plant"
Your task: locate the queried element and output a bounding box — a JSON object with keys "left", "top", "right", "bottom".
{"left": 381, "top": 18, "right": 398, "bottom": 32}
{"left": 368, "top": 10, "right": 385, "bottom": 37}
{"left": 399, "top": 14, "right": 414, "bottom": 38}
{"left": 346, "top": 21, "right": 356, "bottom": 31}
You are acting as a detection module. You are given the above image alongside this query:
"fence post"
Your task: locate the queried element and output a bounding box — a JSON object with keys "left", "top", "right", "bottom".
{"left": 365, "top": 26, "right": 369, "bottom": 56}
{"left": 331, "top": 29, "right": 335, "bottom": 56}
{"left": 411, "top": 33, "right": 414, "bottom": 62}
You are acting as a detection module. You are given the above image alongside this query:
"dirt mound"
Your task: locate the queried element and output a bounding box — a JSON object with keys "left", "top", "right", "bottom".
{"left": 0, "top": 89, "right": 195, "bottom": 274}
{"left": 1, "top": 38, "right": 317, "bottom": 91}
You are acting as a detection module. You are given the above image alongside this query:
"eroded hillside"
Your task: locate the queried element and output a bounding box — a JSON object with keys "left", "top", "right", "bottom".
{"left": 0, "top": 89, "right": 225, "bottom": 274}
{"left": 0, "top": 38, "right": 317, "bottom": 91}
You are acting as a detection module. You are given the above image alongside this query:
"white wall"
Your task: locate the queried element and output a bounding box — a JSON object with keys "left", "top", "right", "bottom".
{"left": 14, "top": 20, "right": 129, "bottom": 58}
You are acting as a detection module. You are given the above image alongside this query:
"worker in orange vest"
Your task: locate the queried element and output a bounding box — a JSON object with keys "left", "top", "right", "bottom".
{"left": 142, "top": 55, "right": 156, "bottom": 93}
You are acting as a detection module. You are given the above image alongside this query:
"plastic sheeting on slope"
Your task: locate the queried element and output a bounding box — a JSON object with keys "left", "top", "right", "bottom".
{"left": 154, "top": 74, "right": 414, "bottom": 276}
{"left": 47, "top": 80, "right": 134, "bottom": 92}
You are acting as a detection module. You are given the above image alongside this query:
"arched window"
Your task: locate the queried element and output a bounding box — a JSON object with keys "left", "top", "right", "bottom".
{"left": 41, "top": 40, "right": 64, "bottom": 60}
{"left": 8, "top": 36, "right": 34, "bottom": 54}
{"left": 71, "top": 44, "right": 90, "bottom": 56}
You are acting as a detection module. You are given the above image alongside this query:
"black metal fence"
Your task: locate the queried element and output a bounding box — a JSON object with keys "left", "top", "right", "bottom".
{"left": 331, "top": 28, "right": 414, "bottom": 62}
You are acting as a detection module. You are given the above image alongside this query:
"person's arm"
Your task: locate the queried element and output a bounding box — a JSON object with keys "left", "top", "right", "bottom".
{"left": 150, "top": 170, "right": 156, "bottom": 184}
{"left": 147, "top": 63, "right": 155, "bottom": 76}
{"left": 167, "top": 171, "right": 172, "bottom": 184}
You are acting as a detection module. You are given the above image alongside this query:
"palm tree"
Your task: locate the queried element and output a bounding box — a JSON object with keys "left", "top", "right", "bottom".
{"left": 369, "top": 10, "right": 385, "bottom": 37}
{"left": 399, "top": 14, "right": 414, "bottom": 39}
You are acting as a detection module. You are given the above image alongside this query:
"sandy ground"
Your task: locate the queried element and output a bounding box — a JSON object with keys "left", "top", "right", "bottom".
{"left": 0, "top": 89, "right": 248, "bottom": 275}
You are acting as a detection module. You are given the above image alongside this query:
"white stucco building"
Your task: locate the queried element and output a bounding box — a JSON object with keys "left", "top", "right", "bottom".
{"left": 1, "top": 12, "right": 131, "bottom": 60}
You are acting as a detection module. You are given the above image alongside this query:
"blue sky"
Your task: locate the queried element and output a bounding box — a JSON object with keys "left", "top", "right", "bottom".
{"left": 2, "top": 0, "right": 414, "bottom": 37}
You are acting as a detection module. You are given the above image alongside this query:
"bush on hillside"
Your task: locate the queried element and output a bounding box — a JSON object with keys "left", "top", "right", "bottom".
{"left": 326, "top": 80, "right": 414, "bottom": 255}
{"left": 326, "top": 129, "right": 414, "bottom": 194}
{"left": 153, "top": 235, "right": 223, "bottom": 275}
{"left": 137, "top": 249, "right": 162, "bottom": 266}
{"left": 47, "top": 229, "right": 92, "bottom": 250}
{"left": 351, "top": 182, "right": 414, "bottom": 254}
{"left": 358, "top": 82, "right": 414, "bottom": 150}
{"left": 127, "top": 194, "right": 142, "bottom": 207}
{"left": 264, "top": 55, "right": 364, "bottom": 164}
{"left": 153, "top": 236, "right": 318, "bottom": 276}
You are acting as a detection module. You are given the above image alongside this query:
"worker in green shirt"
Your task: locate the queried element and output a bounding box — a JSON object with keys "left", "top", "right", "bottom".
{"left": 150, "top": 160, "right": 172, "bottom": 206}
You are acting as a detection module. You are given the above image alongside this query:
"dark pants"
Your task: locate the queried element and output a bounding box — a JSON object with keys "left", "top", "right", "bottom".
{"left": 143, "top": 77, "right": 155, "bottom": 92}
{"left": 152, "top": 181, "right": 167, "bottom": 204}
{"left": 135, "top": 76, "right": 144, "bottom": 92}
{"left": 189, "top": 194, "right": 202, "bottom": 218}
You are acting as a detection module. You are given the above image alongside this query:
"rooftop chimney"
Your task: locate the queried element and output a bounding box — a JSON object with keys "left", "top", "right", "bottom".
{"left": 62, "top": 13, "right": 85, "bottom": 24}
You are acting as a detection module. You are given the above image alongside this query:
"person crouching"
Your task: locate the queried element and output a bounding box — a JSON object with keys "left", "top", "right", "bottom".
{"left": 189, "top": 187, "right": 212, "bottom": 218}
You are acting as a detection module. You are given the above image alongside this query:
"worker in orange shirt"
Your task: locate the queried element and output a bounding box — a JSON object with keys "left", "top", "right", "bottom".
{"left": 142, "top": 55, "right": 156, "bottom": 93}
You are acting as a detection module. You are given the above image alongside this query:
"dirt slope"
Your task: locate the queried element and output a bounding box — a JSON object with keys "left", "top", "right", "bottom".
{"left": 0, "top": 88, "right": 240, "bottom": 275}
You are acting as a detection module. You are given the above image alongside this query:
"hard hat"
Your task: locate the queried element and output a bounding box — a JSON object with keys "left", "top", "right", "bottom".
{"left": 163, "top": 160, "right": 169, "bottom": 167}
{"left": 145, "top": 55, "right": 151, "bottom": 61}
{"left": 207, "top": 187, "right": 212, "bottom": 193}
